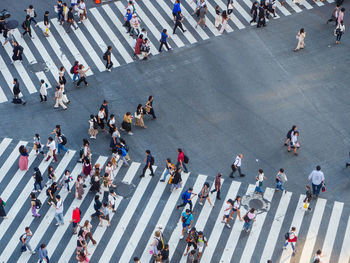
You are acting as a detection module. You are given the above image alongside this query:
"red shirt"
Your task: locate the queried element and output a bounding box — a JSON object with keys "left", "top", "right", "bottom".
{"left": 178, "top": 152, "right": 184, "bottom": 163}
{"left": 72, "top": 208, "right": 80, "bottom": 223}
{"left": 215, "top": 176, "right": 221, "bottom": 189}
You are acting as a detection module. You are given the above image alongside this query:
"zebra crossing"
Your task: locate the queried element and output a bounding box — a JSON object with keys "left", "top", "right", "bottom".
{"left": 0, "top": 0, "right": 332, "bottom": 104}
{"left": 0, "top": 137, "right": 349, "bottom": 263}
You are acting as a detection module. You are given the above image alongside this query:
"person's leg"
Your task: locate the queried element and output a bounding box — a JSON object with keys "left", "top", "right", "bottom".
{"left": 312, "top": 183, "right": 316, "bottom": 195}
{"left": 34, "top": 183, "right": 38, "bottom": 191}
{"left": 237, "top": 167, "right": 242, "bottom": 176}
{"left": 149, "top": 165, "right": 154, "bottom": 175}
{"left": 53, "top": 149, "right": 58, "bottom": 162}
{"left": 188, "top": 200, "right": 193, "bottom": 211}
{"left": 57, "top": 143, "right": 62, "bottom": 154}
{"left": 159, "top": 42, "right": 164, "bottom": 52}
{"left": 177, "top": 201, "right": 187, "bottom": 209}
{"left": 59, "top": 213, "right": 64, "bottom": 224}
{"left": 217, "top": 188, "right": 221, "bottom": 199}
{"left": 173, "top": 23, "right": 178, "bottom": 34}
{"left": 76, "top": 77, "right": 83, "bottom": 87}
{"left": 141, "top": 164, "right": 147, "bottom": 176}
{"left": 161, "top": 169, "right": 170, "bottom": 181}
{"left": 291, "top": 242, "right": 296, "bottom": 253}
{"left": 182, "top": 163, "right": 188, "bottom": 173}
{"left": 283, "top": 240, "right": 289, "bottom": 248}
{"left": 25, "top": 241, "right": 34, "bottom": 252}
{"left": 164, "top": 42, "right": 170, "bottom": 51}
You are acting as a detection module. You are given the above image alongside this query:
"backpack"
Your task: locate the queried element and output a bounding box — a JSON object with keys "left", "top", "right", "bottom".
{"left": 18, "top": 45, "right": 24, "bottom": 53}
{"left": 59, "top": 135, "right": 67, "bottom": 145}
{"left": 103, "top": 51, "right": 108, "bottom": 60}
{"left": 183, "top": 155, "right": 189, "bottom": 164}
{"left": 156, "top": 236, "right": 164, "bottom": 251}
{"left": 35, "top": 171, "right": 43, "bottom": 182}
{"left": 70, "top": 66, "right": 74, "bottom": 74}
{"left": 150, "top": 156, "right": 155, "bottom": 165}
{"left": 121, "top": 148, "right": 127, "bottom": 157}
{"left": 35, "top": 199, "right": 42, "bottom": 209}
{"left": 285, "top": 232, "right": 290, "bottom": 240}
{"left": 19, "top": 233, "right": 26, "bottom": 242}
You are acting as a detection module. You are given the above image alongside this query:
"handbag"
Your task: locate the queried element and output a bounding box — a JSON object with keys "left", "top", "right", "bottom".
{"left": 168, "top": 176, "right": 173, "bottom": 184}
{"left": 321, "top": 185, "right": 326, "bottom": 192}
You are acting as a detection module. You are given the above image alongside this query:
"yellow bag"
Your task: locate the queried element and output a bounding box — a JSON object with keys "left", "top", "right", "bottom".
{"left": 303, "top": 202, "right": 308, "bottom": 209}
{"left": 168, "top": 176, "right": 173, "bottom": 184}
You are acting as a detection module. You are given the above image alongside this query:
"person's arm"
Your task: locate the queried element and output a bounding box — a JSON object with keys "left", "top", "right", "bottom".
{"left": 188, "top": 219, "right": 193, "bottom": 229}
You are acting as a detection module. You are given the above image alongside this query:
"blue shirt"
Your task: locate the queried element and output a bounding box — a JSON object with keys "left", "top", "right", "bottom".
{"left": 160, "top": 32, "right": 168, "bottom": 43}
{"left": 125, "top": 12, "right": 132, "bottom": 21}
{"left": 146, "top": 154, "right": 152, "bottom": 165}
{"left": 173, "top": 3, "right": 181, "bottom": 14}
{"left": 182, "top": 191, "right": 191, "bottom": 203}
{"left": 182, "top": 211, "right": 193, "bottom": 225}
{"left": 39, "top": 248, "right": 48, "bottom": 260}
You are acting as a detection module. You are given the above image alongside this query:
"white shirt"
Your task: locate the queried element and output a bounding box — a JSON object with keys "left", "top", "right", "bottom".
{"left": 98, "top": 110, "right": 105, "bottom": 119}
{"left": 40, "top": 83, "right": 47, "bottom": 96}
{"left": 89, "top": 119, "right": 94, "bottom": 129}
{"left": 234, "top": 156, "right": 241, "bottom": 167}
{"left": 223, "top": 202, "right": 231, "bottom": 215}
{"left": 56, "top": 199, "right": 63, "bottom": 213}
{"left": 233, "top": 200, "right": 240, "bottom": 210}
{"left": 308, "top": 170, "right": 325, "bottom": 185}
{"left": 26, "top": 8, "right": 35, "bottom": 18}
{"left": 47, "top": 141, "right": 56, "bottom": 151}
{"left": 109, "top": 194, "right": 116, "bottom": 206}
{"left": 79, "top": 2, "right": 86, "bottom": 10}
{"left": 337, "top": 24, "right": 345, "bottom": 32}
{"left": 291, "top": 134, "right": 298, "bottom": 145}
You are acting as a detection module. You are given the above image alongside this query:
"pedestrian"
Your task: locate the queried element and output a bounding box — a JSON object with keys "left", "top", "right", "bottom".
{"left": 222, "top": 199, "right": 233, "bottom": 228}
{"left": 160, "top": 158, "right": 175, "bottom": 182}
{"left": 196, "top": 231, "right": 207, "bottom": 260}
{"left": 115, "top": 145, "right": 129, "bottom": 167}
{"left": 140, "top": 38, "right": 150, "bottom": 60}
{"left": 335, "top": 20, "right": 345, "bottom": 44}
{"left": 66, "top": 7, "right": 78, "bottom": 33}
{"left": 78, "top": 139, "right": 91, "bottom": 163}
{"left": 83, "top": 219, "right": 97, "bottom": 245}
{"left": 72, "top": 61, "right": 80, "bottom": 82}
{"left": 227, "top": 0, "right": 234, "bottom": 15}
{"left": 151, "top": 230, "right": 164, "bottom": 259}
{"left": 283, "top": 226, "right": 297, "bottom": 256}
{"left": 76, "top": 65, "right": 90, "bottom": 88}
{"left": 180, "top": 209, "right": 194, "bottom": 239}
{"left": 105, "top": 162, "right": 116, "bottom": 184}
{"left": 294, "top": 28, "right": 306, "bottom": 52}
{"left": 134, "top": 104, "right": 147, "bottom": 128}
{"left": 133, "top": 257, "right": 140, "bottom": 263}
{"left": 57, "top": 133, "right": 68, "bottom": 155}
{"left": 198, "top": 182, "right": 213, "bottom": 206}
{"left": 39, "top": 79, "right": 48, "bottom": 102}
{"left": 60, "top": 169, "right": 72, "bottom": 193}
{"left": 82, "top": 157, "right": 92, "bottom": 178}
{"left": 78, "top": 0, "right": 87, "bottom": 23}
{"left": 173, "top": 11, "right": 186, "bottom": 34}
{"left": 0, "top": 196, "right": 7, "bottom": 219}
{"left": 311, "top": 249, "right": 322, "bottom": 262}
{"left": 54, "top": 86, "right": 67, "bottom": 110}
{"left": 288, "top": 131, "right": 300, "bottom": 155}
{"left": 75, "top": 174, "right": 85, "bottom": 200}
{"left": 173, "top": 0, "right": 181, "bottom": 21}
{"left": 215, "top": 5, "right": 221, "bottom": 28}
{"left": 38, "top": 244, "right": 49, "bottom": 263}
{"left": 250, "top": 1, "right": 258, "bottom": 25}
{"left": 229, "top": 196, "right": 243, "bottom": 222}
{"left": 22, "top": 15, "right": 34, "bottom": 39}
{"left": 12, "top": 41, "right": 23, "bottom": 63}
{"left": 101, "top": 100, "right": 109, "bottom": 123}
{"left": 33, "top": 134, "right": 44, "bottom": 155}
{"left": 210, "top": 173, "right": 222, "bottom": 200}
{"left": 101, "top": 175, "right": 110, "bottom": 203}
{"left": 243, "top": 208, "right": 256, "bottom": 232}
{"left": 44, "top": 11, "right": 50, "bottom": 37}
{"left": 186, "top": 249, "right": 197, "bottom": 263}
{"left": 140, "top": 150, "right": 155, "bottom": 177}
{"left": 56, "top": 0, "right": 64, "bottom": 24}
{"left": 45, "top": 165, "right": 56, "bottom": 187}
{"left": 20, "top": 227, "right": 36, "bottom": 254}
{"left": 220, "top": 10, "right": 229, "bottom": 33}
{"left": 327, "top": 4, "right": 340, "bottom": 25}
{"left": 108, "top": 189, "right": 118, "bottom": 212}
{"left": 121, "top": 112, "right": 134, "bottom": 135}
{"left": 170, "top": 167, "right": 182, "bottom": 192}
{"left": 104, "top": 46, "right": 113, "bottom": 72}
{"left": 52, "top": 194, "right": 64, "bottom": 225}
{"left": 99, "top": 202, "right": 111, "bottom": 227}
{"left": 130, "top": 13, "right": 141, "bottom": 37}
{"left": 30, "top": 192, "right": 41, "bottom": 217}
{"left": 89, "top": 166, "right": 101, "bottom": 193}
{"left": 159, "top": 29, "right": 172, "bottom": 52}
{"left": 145, "top": 95, "right": 157, "bottom": 119}
{"left": 293, "top": 0, "right": 302, "bottom": 5}
{"left": 33, "top": 167, "right": 43, "bottom": 192}
{"left": 120, "top": 138, "right": 131, "bottom": 162}
{"left": 110, "top": 126, "right": 120, "bottom": 150}
{"left": 257, "top": 4, "right": 266, "bottom": 28}
{"left": 88, "top": 115, "right": 98, "bottom": 139}
{"left": 25, "top": 5, "right": 38, "bottom": 26}
{"left": 91, "top": 195, "right": 102, "bottom": 219}
{"left": 19, "top": 145, "right": 29, "bottom": 171}
{"left": 70, "top": 207, "right": 81, "bottom": 234}
{"left": 307, "top": 165, "right": 325, "bottom": 197}
{"left": 46, "top": 137, "right": 58, "bottom": 162}
{"left": 2, "top": 28, "right": 15, "bottom": 46}
{"left": 196, "top": 5, "right": 207, "bottom": 29}
{"left": 254, "top": 169, "right": 267, "bottom": 196}
{"left": 59, "top": 79, "right": 70, "bottom": 104}
{"left": 97, "top": 107, "right": 107, "bottom": 132}
{"left": 176, "top": 148, "right": 189, "bottom": 173}
{"left": 184, "top": 227, "right": 198, "bottom": 256}
{"left": 337, "top": 8, "right": 345, "bottom": 27}
{"left": 124, "top": 9, "right": 132, "bottom": 34}
{"left": 177, "top": 187, "right": 196, "bottom": 210}
{"left": 284, "top": 125, "right": 297, "bottom": 146}
{"left": 304, "top": 185, "right": 313, "bottom": 211}
{"left": 76, "top": 229, "right": 88, "bottom": 257}
{"left": 159, "top": 244, "right": 169, "bottom": 263}
{"left": 230, "top": 154, "right": 245, "bottom": 178}
{"left": 275, "top": 168, "right": 287, "bottom": 193}
{"left": 62, "top": 3, "right": 69, "bottom": 27}
{"left": 12, "top": 78, "right": 26, "bottom": 105}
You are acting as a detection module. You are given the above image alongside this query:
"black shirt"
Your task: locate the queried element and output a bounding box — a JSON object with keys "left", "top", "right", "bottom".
{"left": 44, "top": 15, "right": 49, "bottom": 26}
{"left": 161, "top": 249, "right": 169, "bottom": 260}
{"left": 13, "top": 82, "right": 20, "bottom": 96}
{"left": 68, "top": 11, "right": 74, "bottom": 20}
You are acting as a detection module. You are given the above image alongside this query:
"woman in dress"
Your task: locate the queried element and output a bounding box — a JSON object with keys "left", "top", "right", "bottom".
{"left": 19, "top": 145, "right": 29, "bottom": 171}
{"left": 30, "top": 192, "right": 40, "bottom": 218}
{"left": 121, "top": 112, "right": 133, "bottom": 135}
{"left": 0, "top": 197, "right": 7, "bottom": 219}
{"left": 89, "top": 164, "right": 101, "bottom": 193}
{"left": 12, "top": 41, "right": 23, "bottom": 62}
{"left": 220, "top": 10, "right": 229, "bottom": 34}
{"left": 75, "top": 175, "right": 85, "bottom": 200}
{"left": 133, "top": 34, "right": 143, "bottom": 58}
{"left": 46, "top": 165, "right": 56, "bottom": 187}
{"left": 145, "top": 95, "right": 156, "bottom": 119}
{"left": 295, "top": 28, "right": 306, "bottom": 52}
{"left": 83, "top": 220, "right": 97, "bottom": 245}
{"left": 135, "top": 104, "right": 147, "bottom": 128}
{"left": 82, "top": 158, "right": 92, "bottom": 179}
{"left": 284, "top": 125, "right": 297, "bottom": 146}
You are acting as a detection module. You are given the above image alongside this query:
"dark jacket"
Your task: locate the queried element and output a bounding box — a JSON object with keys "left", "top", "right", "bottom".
{"left": 13, "top": 82, "right": 20, "bottom": 96}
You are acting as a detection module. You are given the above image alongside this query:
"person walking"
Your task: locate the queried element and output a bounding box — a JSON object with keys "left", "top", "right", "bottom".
{"left": 307, "top": 165, "right": 325, "bottom": 197}
{"left": 337, "top": 8, "right": 345, "bottom": 27}
{"left": 0, "top": 196, "right": 7, "bottom": 219}
{"left": 56, "top": 0, "right": 64, "bottom": 24}
{"left": 327, "top": 4, "right": 340, "bottom": 25}
{"left": 44, "top": 11, "right": 50, "bottom": 37}
{"left": 145, "top": 95, "right": 157, "bottom": 119}
{"left": 38, "top": 244, "right": 49, "bottom": 263}
{"left": 97, "top": 107, "right": 107, "bottom": 132}
{"left": 275, "top": 168, "right": 287, "bottom": 193}
{"left": 133, "top": 34, "right": 143, "bottom": 58}
{"left": 72, "top": 61, "right": 80, "bottom": 82}
{"left": 184, "top": 227, "right": 198, "bottom": 256}
{"left": 66, "top": 7, "right": 78, "bottom": 33}
{"left": 47, "top": 182, "right": 58, "bottom": 205}
{"left": 160, "top": 159, "right": 175, "bottom": 182}
{"left": 196, "top": 231, "right": 207, "bottom": 261}
{"left": 295, "top": 28, "right": 306, "bottom": 52}
{"left": 104, "top": 46, "right": 113, "bottom": 72}
{"left": 12, "top": 78, "right": 26, "bottom": 105}
{"left": 284, "top": 125, "right": 297, "bottom": 146}
{"left": 78, "top": 0, "right": 87, "bottom": 23}
{"left": 304, "top": 185, "right": 313, "bottom": 211}
{"left": 198, "top": 182, "right": 213, "bottom": 206}
{"left": 250, "top": 1, "right": 258, "bottom": 25}
{"left": 52, "top": 195, "right": 64, "bottom": 226}
{"left": 22, "top": 15, "right": 34, "bottom": 39}
{"left": 91, "top": 195, "right": 102, "bottom": 219}
{"left": 19, "top": 145, "right": 29, "bottom": 171}
{"left": 46, "top": 137, "right": 58, "bottom": 162}
{"left": 130, "top": 13, "right": 141, "bottom": 37}
{"left": 121, "top": 112, "right": 133, "bottom": 135}
{"left": 230, "top": 195, "right": 243, "bottom": 222}
{"left": 57, "top": 134, "right": 69, "bottom": 155}
{"left": 83, "top": 220, "right": 97, "bottom": 245}
{"left": 70, "top": 207, "right": 81, "bottom": 234}
{"left": 180, "top": 209, "right": 194, "bottom": 239}
{"left": 243, "top": 208, "right": 256, "bottom": 232}
{"left": 215, "top": 5, "right": 221, "bottom": 28}
{"left": 176, "top": 187, "right": 196, "bottom": 210}
{"left": 135, "top": 104, "right": 147, "bottom": 128}
{"left": 30, "top": 192, "right": 41, "bottom": 218}
{"left": 75, "top": 174, "right": 85, "bottom": 200}
{"left": 170, "top": 167, "right": 182, "bottom": 192}
{"left": 254, "top": 169, "right": 267, "bottom": 196}
{"left": 76, "top": 65, "right": 90, "bottom": 88}
{"left": 257, "top": 4, "right": 266, "bottom": 28}
{"left": 230, "top": 154, "right": 245, "bottom": 178}
{"left": 311, "top": 249, "right": 322, "bottom": 262}
{"left": 283, "top": 226, "right": 297, "bottom": 256}
{"left": 288, "top": 131, "right": 300, "bottom": 155}
{"left": 173, "top": 0, "right": 182, "bottom": 21}
{"left": 39, "top": 79, "right": 48, "bottom": 102}
{"left": 20, "top": 227, "right": 36, "bottom": 254}
{"left": 219, "top": 11, "right": 229, "bottom": 34}
{"left": 222, "top": 199, "right": 233, "bottom": 228}
{"left": 99, "top": 202, "right": 111, "bottom": 227}
{"left": 140, "top": 150, "right": 154, "bottom": 177}
{"left": 60, "top": 169, "right": 71, "bottom": 193}
{"left": 210, "top": 173, "right": 222, "bottom": 200}
{"left": 25, "top": 5, "right": 38, "bottom": 26}
{"left": 173, "top": 11, "right": 186, "bottom": 34}
{"left": 88, "top": 114, "right": 98, "bottom": 139}
{"left": 196, "top": 5, "right": 207, "bottom": 29}
{"left": 176, "top": 148, "right": 189, "bottom": 173}
{"left": 150, "top": 230, "right": 164, "bottom": 258}
{"left": 54, "top": 86, "right": 67, "bottom": 110}
{"left": 159, "top": 29, "right": 172, "bottom": 52}
{"left": 12, "top": 41, "right": 24, "bottom": 64}
{"left": 335, "top": 20, "right": 345, "bottom": 44}
{"left": 33, "top": 167, "right": 43, "bottom": 192}
{"left": 124, "top": 9, "right": 132, "bottom": 35}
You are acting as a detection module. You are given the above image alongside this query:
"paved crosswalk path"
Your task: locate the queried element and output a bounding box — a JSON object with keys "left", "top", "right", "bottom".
{"left": 0, "top": 136, "right": 348, "bottom": 263}
{"left": 0, "top": 0, "right": 333, "bottom": 104}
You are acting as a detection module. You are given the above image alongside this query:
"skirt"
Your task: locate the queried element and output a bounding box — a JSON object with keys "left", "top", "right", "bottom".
{"left": 134, "top": 117, "right": 145, "bottom": 127}
{"left": 122, "top": 121, "right": 131, "bottom": 132}
{"left": 19, "top": 155, "right": 29, "bottom": 171}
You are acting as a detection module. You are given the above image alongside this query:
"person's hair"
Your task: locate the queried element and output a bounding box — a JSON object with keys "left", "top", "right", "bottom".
{"left": 291, "top": 226, "right": 296, "bottom": 231}
{"left": 190, "top": 250, "right": 196, "bottom": 255}
{"left": 188, "top": 187, "right": 193, "bottom": 191}
{"left": 48, "top": 136, "right": 53, "bottom": 141}
{"left": 164, "top": 244, "right": 169, "bottom": 249}
{"left": 19, "top": 145, "right": 26, "bottom": 154}
{"left": 138, "top": 34, "right": 143, "bottom": 40}
{"left": 294, "top": 131, "right": 299, "bottom": 136}
{"left": 316, "top": 249, "right": 322, "bottom": 255}
{"left": 341, "top": 8, "right": 345, "bottom": 12}
{"left": 259, "top": 169, "right": 263, "bottom": 174}
{"left": 300, "top": 28, "right": 304, "bottom": 34}
{"left": 198, "top": 231, "right": 203, "bottom": 236}
{"left": 126, "top": 112, "right": 131, "bottom": 116}
{"left": 45, "top": 11, "right": 49, "bottom": 15}
{"left": 40, "top": 79, "right": 45, "bottom": 84}
{"left": 56, "top": 195, "right": 61, "bottom": 199}
{"left": 148, "top": 95, "right": 153, "bottom": 101}
{"left": 26, "top": 15, "right": 30, "bottom": 20}
{"left": 215, "top": 5, "right": 219, "bottom": 9}
{"left": 60, "top": 66, "right": 64, "bottom": 71}
{"left": 83, "top": 138, "right": 89, "bottom": 145}
{"left": 35, "top": 133, "right": 40, "bottom": 138}
{"left": 29, "top": 5, "right": 33, "bottom": 9}
{"left": 25, "top": 227, "right": 30, "bottom": 231}
{"left": 79, "top": 64, "right": 83, "bottom": 69}
{"left": 133, "top": 257, "right": 139, "bottom": 262}
{"left": 155, "top": 230, "right": 161, "bottom": 237}
{"left": 314, "top": 259, "right": 320, "bottom": 263}
{"left": 95, "top": 195, "right": 100, "bottom": 201}
{"left": 74, "top": 60, "right": 79, "bottom": 66}
{"left": 291, "top": 125, "right": 297, "bottom": 130}
{"left": 279, "top": 168, "right": 284, "bottom": 173}
{"left": 163, "top": 29, "right": 167, "bottom": 33}
{"left": 316, "top": 165, "right": 321, "bottom": 171}
{"left": 218, "top": 173, "right": 222, "bottom": 177}
{"left": 48, "top": 165, "right": 54, "bottom": 172}
{"left": 30, "top": 192, "right": 36, "bottom": 199}
{"left": 69, "top": 7, "right": 73, "bottom": 11}
{"left": 65, "top": 170, "right": 70, "bottom": 175}
{"left": 146, "top": 150, "right": 151, "bottom": 154}
{"left": 40, "top": 244, "right": 46, "bottom": 249}
{"left": 178, "top": 148, "right": 182, "bottom": 153}
{"left": 90, "top": 114, "right": 94, "bottom": 119}
{"left": 107, "top": 45, "right": 112, "bottom": 50}
{"left": 306, "top": 185, "right": 310, "bottom": 190}
{"left": 222, "top": 10, "right": 227, "bottom": 19}
{"left": 103, "top": 202, "right": 107, "bottom": 207}
{"left": 137, "top": 104, "right": 142, "bottom": 110}
{"left": 13, "top": 78, "right": 18, "bottom": 82}
{"left": 250, "top": 208, "right": 255, "bottom": 213}
{"left": 186, "top": 209, "right": 191, "bottom": 213}
{"left": 166, "top": 158, "right": 171, "bottom": 163}
{"left": 235, "top": 195, "right": 241, "bottom": 201}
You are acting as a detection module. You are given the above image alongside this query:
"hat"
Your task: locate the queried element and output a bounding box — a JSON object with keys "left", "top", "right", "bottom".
{"left": 132, "top": 13, "right": 137, "bottom": 17}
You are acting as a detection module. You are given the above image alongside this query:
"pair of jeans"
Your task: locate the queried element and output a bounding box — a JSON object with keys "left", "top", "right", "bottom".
{"left": 29, "top": 17, "right": 37, "bottom": 25}
{"left": 312, "top": 183, "right": 322, "bottom": 195}
{"left": 255, "top": 186, "right": 264, "bottom": 194}
{"left": 276, "top": 181, "right": 284, "bottom": 191}
{"left": 336, "top": 32, "right": 343, "bottom": 41}
{"left": 162, "top": 169, "right": 171, "bottom": 181}
{"left": 176, "top": 161, "right": 188, "bottom": 173}
{"left": 177, "top": 200, "right": 193, "bottom": 211}
{"left": 25, "top": 240, "right": 34, "bottom": 252}
{"left": 73, "top": 73, "right": 80, "bottom": 82}
{"left": 283, "top": 241, "right": 295, "bottom": 252}
{"left": 39, "top": 256, "right": 50, "bottom": 263}
{"left": 34, "top": 182, "right": 42, "bottom": 191}
{"left": 54, "top": 212, "right": 64, "bottom": 224}
{"left": 58, "top": 11, "right": 64, "bottom": 22}
{"left": 243, "top": 219, "right": 253, "bottom": 231}
{"left": 57, "top": 143, "right": 68, "bottom": 154}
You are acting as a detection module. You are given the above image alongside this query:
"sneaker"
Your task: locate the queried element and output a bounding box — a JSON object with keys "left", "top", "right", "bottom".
{"left": 30, "top": 251, "right": 36, "bottom": 254}
{"left": 139, "top": 175, "right": 145, "bottom": 178}
{"left": 56, "top": 223, "right": 60, "bottom": 226}
{"left": 221, "top": 220, "right": 225, "bottom": 223}
{"left": 180, "top": 235, "right": 184, "bottom": 239}
{"left": 199, "top": 202, "right": 203, "bottom": 205}
{"left": 160, "top": 180, "right": 165, "bottom": 182}
{"left": 226, "top": 224, "right": 231, "bottom": 228}
{"left": 32, "top": 190, "right": 37, "bottom": 193}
